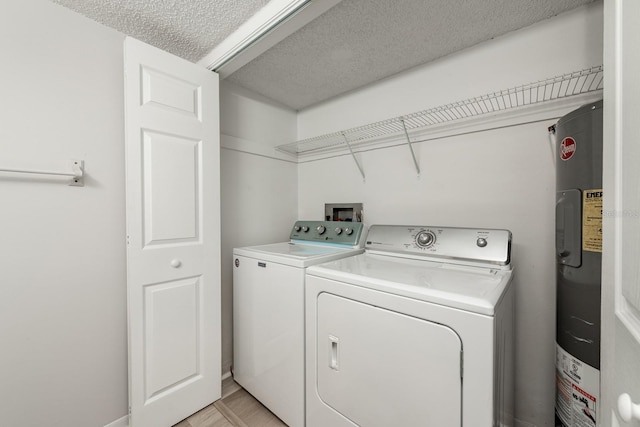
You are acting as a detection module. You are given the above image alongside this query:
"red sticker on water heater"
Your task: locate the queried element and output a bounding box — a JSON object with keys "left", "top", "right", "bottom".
{"left": 560, "top": 137, "right": 576, "bottom": 161}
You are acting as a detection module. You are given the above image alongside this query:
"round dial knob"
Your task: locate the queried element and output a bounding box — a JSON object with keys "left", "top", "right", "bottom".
{"left": 294, "top": 225, "right": 301, "bottom": 232}
{"left": 416, "top": 230, "right": 436, "bottom": 248}
{"left": 316, "top": 225, "right": 326, "bottom": 235}
{"left": 477, "top": 237, "right": 487, "bottom": 247}
{"left": 301, "top": 226, "right": 309, "bottom": 232}
{"left": 335, "top": 227, "right": 343, "bottom": 235}
{"left": 345, "top": 227, "right": 354, "bottom": 235}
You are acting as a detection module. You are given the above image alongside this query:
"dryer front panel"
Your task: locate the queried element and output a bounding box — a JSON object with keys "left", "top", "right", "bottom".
{"left": 316, "top": 292, "right": 462, "bottom": 427}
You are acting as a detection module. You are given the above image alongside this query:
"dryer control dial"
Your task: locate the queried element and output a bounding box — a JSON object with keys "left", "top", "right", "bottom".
{"left": 415, "top": 230, "right": 436, "bottom": 248}
{"left": 334, "top": 227, "right": 343, "bottom": 235}
{"left": 316, "top": 225, "right": 326, "bottom": 235}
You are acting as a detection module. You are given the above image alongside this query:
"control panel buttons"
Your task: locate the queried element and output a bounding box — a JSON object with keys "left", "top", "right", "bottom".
{"left": 477, "top": 238, "right": 487, "bottom": 248}
{"left": 335, "top": 227, "right": 343, "bottom": 235}
{"left": 294, "top": 225, "right": 301, "bottom": 232}
{"left": 345, "top": 227, "right": 353, "bottom": 235}
{"left": 416, "top": 230, "right": 436, "bottom": 248}
{"left": 316, "top": 225, "right": 326, "bottom": 235}
{"left": 301, "top": 226, "right": 309, "bottom": 232}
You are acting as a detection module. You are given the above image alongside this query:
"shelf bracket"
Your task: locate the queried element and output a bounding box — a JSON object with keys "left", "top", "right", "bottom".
{"left": 342, "top": 132, "right": 365, "bottom": 181}
{"left": 400, "top": 119, "right": 420, "bottom": 176}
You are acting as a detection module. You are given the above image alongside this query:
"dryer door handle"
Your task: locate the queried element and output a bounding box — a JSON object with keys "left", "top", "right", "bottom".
{"left": 329, "top": 335, "right": 340, "bottom": 371}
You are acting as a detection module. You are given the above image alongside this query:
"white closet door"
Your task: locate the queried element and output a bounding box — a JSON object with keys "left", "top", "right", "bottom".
{"left": 124, "top": 37, "right": 221, "bottom": 427}
{"left": 603, "top": 1, "right": 640, "bottom": 426}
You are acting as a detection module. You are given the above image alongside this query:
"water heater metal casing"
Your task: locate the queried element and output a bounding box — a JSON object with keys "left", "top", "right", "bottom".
{"left": 555, "top": 100, "right": 603, "bottom": 427}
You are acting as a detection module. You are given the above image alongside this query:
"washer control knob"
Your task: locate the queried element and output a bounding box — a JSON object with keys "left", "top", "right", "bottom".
{"left": 416, "top": 231, "right": 436, "bottom": 248}
{"left": 477, "top": 237, "right": 488, "bottom": 248}
{"left": 335, "top": 227, "right": 343, "bottom": 235}
{"left": 316, "top": 225, "right": 326, "bottom": 235}
{"left": 294, "top": 225, "right": 301, "bottom": 232}
{"left": 345, "top": 227, "right": 354, "bottom": 235}
{"left": 301, "top": 226, "right": 309, "bottom": 232}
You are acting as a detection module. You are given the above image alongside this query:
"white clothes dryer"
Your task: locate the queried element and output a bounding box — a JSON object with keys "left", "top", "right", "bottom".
{"left": 305, "top": 225, "right": 515, "bottom": 427}
{"left": 233, "top": 221, "right": 366, "bottom": 427}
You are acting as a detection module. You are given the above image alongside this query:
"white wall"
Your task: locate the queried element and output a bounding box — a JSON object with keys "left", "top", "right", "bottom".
{"left": 0, "top": 1, "right": 127, "bottom": 426}
{"left": 0, "top": 0, "right": 604, "bottom": 425}
{"left": 219, "top": 81, "right": 298, "bottom": 375}
{"left": 0, "top": 2, "right": 298, "bottom": 425}
{"left": 296, "top": 3, "right": 603, "bottom": 427}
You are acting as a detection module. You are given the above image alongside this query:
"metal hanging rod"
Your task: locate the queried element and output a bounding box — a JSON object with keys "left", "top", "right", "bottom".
{"left": 0, "top": 159, "right": 84, "bottom": 186}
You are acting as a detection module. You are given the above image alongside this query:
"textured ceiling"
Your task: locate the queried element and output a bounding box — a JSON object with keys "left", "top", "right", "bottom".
{"left": 50, "top": 0, "right": 595, "bottom": 110}
{"left": 50, "top": 0, "right": 271, "bottom": 62}
{"left": 226, "top": 0, "right": 595, "bottom": 109}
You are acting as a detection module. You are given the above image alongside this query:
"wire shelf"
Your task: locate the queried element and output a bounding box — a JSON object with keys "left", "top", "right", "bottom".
{"left": 276, "top": 65, "right": 604, "bottom": 157}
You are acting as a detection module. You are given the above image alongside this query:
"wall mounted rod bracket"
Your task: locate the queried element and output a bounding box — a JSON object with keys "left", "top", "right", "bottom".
{"left": 342, "top": 132, "right": 365, "bottom": 181}
{"left": 400, "top": 119, "right": 420, "bottom": 176}
{"left": 69, "top": 159, "right": 84, "bottom": 186}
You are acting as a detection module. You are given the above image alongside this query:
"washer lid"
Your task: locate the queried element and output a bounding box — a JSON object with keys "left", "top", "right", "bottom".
{"left": 306, "top": 253, "right": 513, "bottom": 315}
{"left": 234, "top": 242, "right": 363, "bottom": 268}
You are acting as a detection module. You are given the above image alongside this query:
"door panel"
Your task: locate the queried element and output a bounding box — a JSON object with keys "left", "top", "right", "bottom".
{"left": 125, "top": 37, "right": 221, "bottom": 427}
{"left": 144, "top": 277, "right": 200, "bottom": 400}
{"left": 316, "top": 292, "right": 462, "bottom": 427}
{"left": 141, "top": 66, "right": 202, "bottom": 119}
{"left": 143, "top": 131, "right": 200, "bottom": 244}
{"left": 603, "top": 1, "right": 640, "bottom": 425}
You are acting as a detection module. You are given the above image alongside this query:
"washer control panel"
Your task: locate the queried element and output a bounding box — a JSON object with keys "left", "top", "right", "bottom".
{"left": 290, "top": 221, "right": 365, "bottom": 247}
{"left": 365, "top": 225, "right": 511, "bottom": 266}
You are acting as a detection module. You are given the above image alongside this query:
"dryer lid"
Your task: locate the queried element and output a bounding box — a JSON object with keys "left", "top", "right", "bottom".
{"left": 306, "top": 253, "right": 513, "bottom": 315}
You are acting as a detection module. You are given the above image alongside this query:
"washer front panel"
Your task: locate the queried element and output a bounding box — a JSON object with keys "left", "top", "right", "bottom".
{"left": 233, "top": 255, "right": 305, "bottom": 427}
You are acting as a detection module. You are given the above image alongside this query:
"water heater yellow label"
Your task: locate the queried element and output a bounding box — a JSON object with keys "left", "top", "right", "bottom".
{"left": 583, "top": 189, "right": 603, "bottom": 253}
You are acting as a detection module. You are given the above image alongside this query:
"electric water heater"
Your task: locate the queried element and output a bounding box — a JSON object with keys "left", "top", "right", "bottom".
{"left": 554, "top": 100, "right": 603, "bottom": 427}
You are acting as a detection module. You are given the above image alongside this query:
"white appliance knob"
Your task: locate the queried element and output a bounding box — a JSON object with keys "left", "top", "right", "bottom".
{"left": 477, "top": 237, "right": 488, "bottom": 247}
{"left": 302, "top": 226, "right": 309, "bottom": 232}
{"left": 345, "top": 227, "right": 353, "bottom": 235}
{"left": 335, "top": 227, "right": 343, "bottom": 235}
{"left": 416, "top": 231, "right": 435, "bottom": 247}
{"left": 294, "top": 225, "right": 301, "bottom": 232}
{"left": 317, "top": 225, "right": 326, "bottom": 235}
{"left": 618, "top": 393, "right": 640, "bottom": 422}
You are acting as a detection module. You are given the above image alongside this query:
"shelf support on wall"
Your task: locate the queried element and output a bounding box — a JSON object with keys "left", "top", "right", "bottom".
{"left": 342, "top": 132, "right": 365, "bottom": 181}
{"left": 400, "top": 119, "right": 420, "bottom": 176}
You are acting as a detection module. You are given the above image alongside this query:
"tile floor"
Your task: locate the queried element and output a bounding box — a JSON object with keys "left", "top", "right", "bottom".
{"left": 174, "top": 377, "right": 287, "bottom": 427}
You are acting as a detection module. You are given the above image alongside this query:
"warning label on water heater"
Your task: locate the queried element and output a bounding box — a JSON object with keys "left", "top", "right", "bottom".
{"left": 582, "top": 189, "right": 603, "bottom": 253}
{"left": 556, "top": 344, "right": 599, "bottom": 427}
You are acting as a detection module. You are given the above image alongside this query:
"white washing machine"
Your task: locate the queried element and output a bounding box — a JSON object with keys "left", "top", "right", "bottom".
{"left": 233, "top": 221, "right": 366, "bottom": 427}
{"left": 305, "top": 225, "right": 515, "bottom": 427}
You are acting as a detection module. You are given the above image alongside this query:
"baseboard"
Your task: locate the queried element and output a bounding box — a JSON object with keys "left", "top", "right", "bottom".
{"left": 104, "top": 415, "right": 129, "bottom": 427}
{"left": 515, "top": 418, "right": 537, "bottom": 427}
{"left": 105, "top": 373, "right": 231, "bottom": 427}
